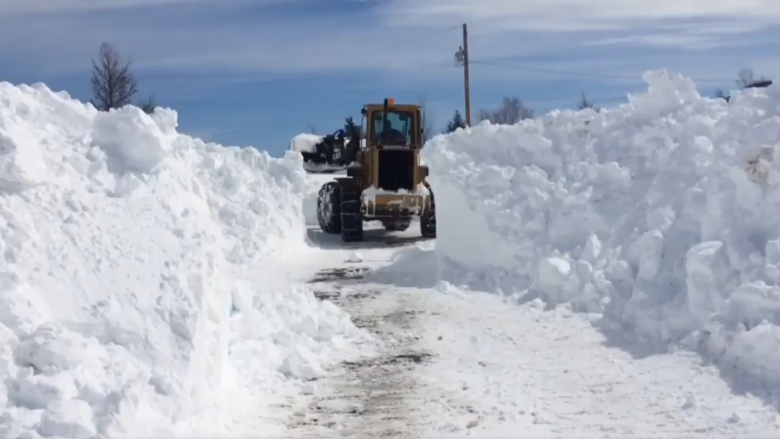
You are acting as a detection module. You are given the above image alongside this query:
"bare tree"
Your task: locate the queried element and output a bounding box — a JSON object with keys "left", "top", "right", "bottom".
{"left": 90, "top": 42, "right": 156, "bottom": 114}
{"left": 478, "top": 96, "right": 533, "bottom": 125}
{"left": 418, "top": 96, "right": 435, "bottom": 144}
{"left": 306, "top": 123, "right": 317, "bottom": 134}
{"left": 139, "top": 95, "right": 156, "bottom": 114}
{"left": 736, "top": 68, "right": 768, "bottom": 88}
{"left": 90, "top": 42, "right": 138, "bottom": 111}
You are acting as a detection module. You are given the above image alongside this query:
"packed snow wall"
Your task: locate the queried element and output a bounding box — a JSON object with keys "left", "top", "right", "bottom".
{"left": 0, "top": 83, "right": 358, "bottom": 438}
{"left": 422, "top": 69, "right": 780, "bottom": 389}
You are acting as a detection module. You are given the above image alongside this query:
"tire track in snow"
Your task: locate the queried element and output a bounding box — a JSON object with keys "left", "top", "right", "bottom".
{"left": 287, "top": 265, "right": 469, "bottom": 438}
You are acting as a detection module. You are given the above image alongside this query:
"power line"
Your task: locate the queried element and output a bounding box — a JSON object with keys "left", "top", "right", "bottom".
{"left": 468, "top": 59, "right": 735, "bottom": 83}
{"left": 424, "top": 93, "right": 455, "bottom": 102}
{"left": 418, "top": 89, "right": 528, "bottom": 103}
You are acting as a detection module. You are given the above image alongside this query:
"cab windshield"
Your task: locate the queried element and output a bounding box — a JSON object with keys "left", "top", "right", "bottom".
{"left": 370, "top": 110, "right": 415, "bottom": 145}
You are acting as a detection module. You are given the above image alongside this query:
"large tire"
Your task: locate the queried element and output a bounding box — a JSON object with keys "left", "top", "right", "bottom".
{"left": 340, "top": 181, "right": 363, "bottom": 242}
{"left": 383, "top": 219, "right": 411, "bottom": 232}
{"left": 317, "top": 182, "right": 341, "bottom": 234}
{"left": 420, "top": 182, "right": 436, "bottom": 238}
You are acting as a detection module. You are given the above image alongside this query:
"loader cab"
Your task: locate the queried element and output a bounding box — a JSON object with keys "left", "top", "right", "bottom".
{"left": 360, "top": 99, "right": 422, "bottom": 149}
{"left": 357, "top": 99, "right": 424, "bottom": 193}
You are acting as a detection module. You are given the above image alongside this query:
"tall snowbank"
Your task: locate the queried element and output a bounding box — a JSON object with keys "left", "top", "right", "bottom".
{"left": 0, "top": 83, "right": 361, "bottom": 438}
{"left": 422, "top": 69, "right": 780, "bottom": 390}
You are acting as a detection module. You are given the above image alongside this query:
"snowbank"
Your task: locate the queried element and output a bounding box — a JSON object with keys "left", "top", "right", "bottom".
{"left": 422, "top": 69, "right": 780, "bottom": 390}
{"left": 0, "top": 83, "right": 362, "bottom": 438}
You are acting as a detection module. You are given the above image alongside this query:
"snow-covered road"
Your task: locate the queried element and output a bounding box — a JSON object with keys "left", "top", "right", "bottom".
{"left": 282, "top": 226, "right": 780, "bottom": 438}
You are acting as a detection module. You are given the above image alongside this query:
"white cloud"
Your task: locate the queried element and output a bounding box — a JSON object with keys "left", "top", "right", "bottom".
{"left": 0, "top": 0, "right": 290, "bottom": 13}
{"left": 586, "top": 34, "right": 746, "bottom": 50}
{"left": 0, "top": 0, "right": 777, "bottom": 94}
{"left": 0, "top": 0, "right": 196, "bottom": 13}
{"left": 378, "top": 0, "right": 780, "bottom": 32}
{"left": 0, "top": 9, "right": 462, "bottom": 74}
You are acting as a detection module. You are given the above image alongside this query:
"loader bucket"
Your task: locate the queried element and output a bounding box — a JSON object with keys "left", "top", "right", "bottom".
{"left": 291, "top": 128, "right": 361, "bottom": 174}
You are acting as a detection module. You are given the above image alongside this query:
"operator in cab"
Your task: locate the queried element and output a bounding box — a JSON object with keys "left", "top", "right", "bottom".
{"left": 380, "top": 118, "right": 407, "bottom": 144}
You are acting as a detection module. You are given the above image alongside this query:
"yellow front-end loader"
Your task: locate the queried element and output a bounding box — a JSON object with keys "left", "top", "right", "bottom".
{"left": 314, "top": 98, "right": 435, "bottom": 242}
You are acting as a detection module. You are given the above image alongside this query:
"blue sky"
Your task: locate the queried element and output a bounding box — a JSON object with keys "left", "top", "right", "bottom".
{"left": 1, "top": 0, "right": 779, "bottom": 156}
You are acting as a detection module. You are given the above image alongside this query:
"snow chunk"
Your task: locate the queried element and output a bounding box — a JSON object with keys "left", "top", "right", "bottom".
{"left": 685, "top": 241, "right": 729, "bottom": 326}
{"left": 537, "top": 257, "right": 571, "bottom": 289}
{"left": 91, "top": 105, "right": 174, "bottom": 174}
{"left": 38, "top": 399, "right": 96, "bottom": 439}
{"left": 0, "top": 130, "right": 50, "bottom": 191}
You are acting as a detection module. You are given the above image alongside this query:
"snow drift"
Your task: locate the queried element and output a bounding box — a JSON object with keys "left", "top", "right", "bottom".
{"left": 422, "top": 69, "right": 780, "bottom": 391}
{"left": 0, "top": 83, "right": 362, "bottom": 438}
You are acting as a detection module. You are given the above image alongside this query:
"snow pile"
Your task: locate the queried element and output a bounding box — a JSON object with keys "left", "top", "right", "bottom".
{"left": 422, "top": 69, "right": 780, "bottom": 389}
{"left": 0, "top": 82, "right": 361, "bottom": 438}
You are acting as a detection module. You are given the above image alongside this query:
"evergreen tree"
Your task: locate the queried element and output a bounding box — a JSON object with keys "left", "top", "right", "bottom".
{"left": 576, "top": 92, "right": 594, "bottom": 110}
{"left": 444, "top": 110, "right": 466, "bottom": 133}
{"left": 344, "top": 116, "right": 359, "bottom": 136}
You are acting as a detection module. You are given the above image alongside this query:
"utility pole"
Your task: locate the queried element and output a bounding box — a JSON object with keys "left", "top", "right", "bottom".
{"left": 455, "top": 23, "right": 471, "bottom": 126}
